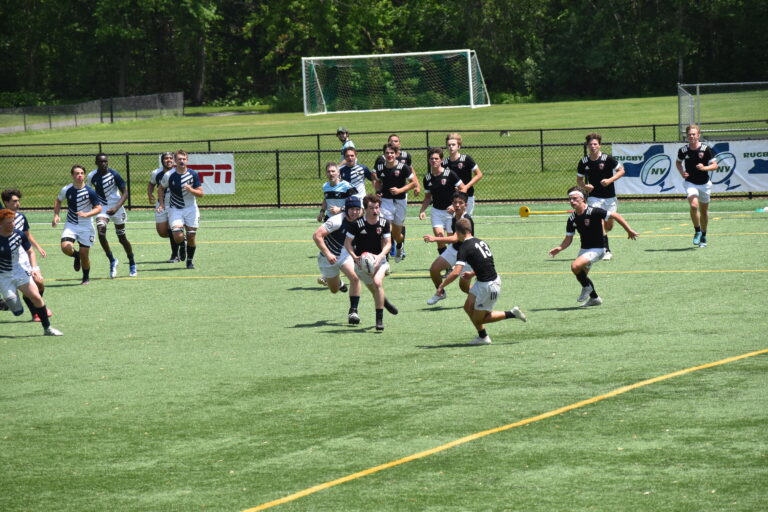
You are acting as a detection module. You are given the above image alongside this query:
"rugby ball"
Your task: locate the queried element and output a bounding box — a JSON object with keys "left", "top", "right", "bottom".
{"left": 357, "top": 252, "right": 377, "bottom": 275}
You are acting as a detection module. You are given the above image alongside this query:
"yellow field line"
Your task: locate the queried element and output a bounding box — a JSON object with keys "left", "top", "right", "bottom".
{"left": 242, "top": 348, "right": 768, "bottom": 512}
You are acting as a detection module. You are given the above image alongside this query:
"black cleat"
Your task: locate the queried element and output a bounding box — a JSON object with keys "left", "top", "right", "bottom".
{"left": 348, "top": 310, "right": 360, "bottom": 325}
{"left": 167, "top": 256, "right": 180, "bottom": 263}
{"left": 186, "top": 260, "right": 195, "bottom": 269}
{"left": 375, "top": 320, "right": 384, "bottom": 331}
{"left": 339, "top": 282, "right": 348, "bottom": 293}
{"left": 383, "top": 298, "right": 398, "bottom": 315}
{"left": 179, "top": 244, "right": 187, "bottom": 262}
{"left": 73, "top": 252, "right": 81, "bottom": 272}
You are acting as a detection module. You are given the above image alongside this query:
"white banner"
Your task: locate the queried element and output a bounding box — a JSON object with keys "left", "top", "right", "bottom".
{"left": 187, "top": 153, "right": 236, "bottom": 194}
{"left": 613, "top": 141, "right": 768, "bottom": 195}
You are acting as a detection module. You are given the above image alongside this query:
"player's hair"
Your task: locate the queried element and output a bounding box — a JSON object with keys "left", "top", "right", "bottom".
{"left": 95, "top": 153, "right": 108, "bottom": 161}
{"left": 175, "top": 149, "right": 188, "bottom": 158}
{"left": 384, "top": 142, "right": 398, "bottom": 153}
{"left": 388, "top": 133, "right": 400, "bottom": 142}
{"left": 568, "top": 185, "right": 587, "bottom": 198}
{"left": 585, "top": 132, "right": 602, "bottom": 144}
{"left": 363, "top": 193, "right": 381, "bottom": 208}
{"left": 685, "top": 124, "right": 700, "bottom": 135}
{"left": 445, "top": 132, "right": 462, "bottom": 146}
{"left": 71, "top": 164, "right": 85, "bottom": 175}
{"left": 455, "top": 218, "right": 473, "bottom": 235}
{"left": 452, "top": 191, "right": 468, "bottom": 203}
{"left": 2, "top": 188, "right": 22, "bottom": 203}
{"left": 343, "top": 146, "right": 356, "bottom": 155}
{"left": 325, "top": 162, "right": 338, "bottom": 172}
{"left": 428, "top": 147, "right": 443, "bottom": 160}
{"left": 161, "top": 151, "right": 174, "bottom": 160}
{"left": 0, "top": 208, "right": 15, "bottom": 221}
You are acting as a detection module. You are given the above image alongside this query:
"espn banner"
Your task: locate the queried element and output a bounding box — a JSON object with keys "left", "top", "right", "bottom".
{"left": 613, "top": 141, "right": 768, "bottom": 195}
{"left": 187, "top": 153, "right": 235, "bottom": 194}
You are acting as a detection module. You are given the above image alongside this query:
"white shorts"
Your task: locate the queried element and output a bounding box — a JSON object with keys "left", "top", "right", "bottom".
{"left": 1, "top": 268, "right": 32, "bottom": 301}
{"left": 355, "top": 260, "right": 390, "bottom": 286}
{"left": 62, "top": 222, "right": 96, "bottom": 247}
{"left": 96, "top": 205, "right": 128, "bottom": 224}
{"left": 470, "top": 276, "right": 501, "bottom": 311}
{"left": 430, "top": 208, "right": 453, "bottom": 232}
{"left": 169, "top": 205, "right": 200, "bottom": 229}
{"left": 685, "top": 182, "right": 712, "bottom": 203}
{"left": 466, "top": 196, "right": 476, "bottom": 216}
{"left": 18, "top": 248, "right": 32, "bottom": 272}
{"left": 577, "top": 247, "right": 606, "bottom": 267}
{"left": 154, "top": 203, "right": 169, "bottom": 223}
{"left": 587, "top": 196, "right": 618, "bottom": 213}
{"left": 380, "top": 198, "right": 407, "bottom": 226}
{"left": 438, "top": 245, "right": 474, "bottom": 273}
{"left": 317, "top": 249, "right": 352, "bottom": 279}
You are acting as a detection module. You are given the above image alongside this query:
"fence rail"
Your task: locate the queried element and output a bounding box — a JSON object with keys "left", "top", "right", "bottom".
{"left": 2, "top": 120, "right": 767, "bottom": 209}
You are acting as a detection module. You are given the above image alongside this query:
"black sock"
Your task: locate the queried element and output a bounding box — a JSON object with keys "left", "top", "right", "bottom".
{"left": 106, "top": 252, "right": 114, "bottom": 263}
{"left": 478, "top": 329, "right": 488, "bottom": 338}
{"left": 376, "top": 309, "right": 383, "bottom": 322}
{"left": 575, "top": 270, "right": 592, "bottom": 288}
{"left": 23, "top": 296, "right": 35, "bottom": 317}
{"left": 187, "top": 245, "right": 196, "bottom": 261}
{"left": 437, "top": 246, "right": 446, "bottom": 255}
{"left": 350, "top": 295, "right": 360, "bottom": 309}
{"left": 504, "top": 310, "right": 514, "bottom": 319}
{"left": 35, "top": 306, "right": 50, "bottom": 329}
{"left": 83, "top": 268, "right": 90, "bottom": 281}
{"left": 701, "top": 231, "right": 707, "bottom": 236}
{"left": 694, "top": 226, "right": 701, "bottom": 233}
{"left": 604, "top": 235, "right": 610, "bottom": 251}
{"left": 396, "top": 242, "right": 403, "bottom": 249}
{"left": 170, "top": 238, "right": 179, "bottom": 257}
{"left": 73, "top": 249, "right": 80, "bottom": 260}
{"left": 127, "top": 253, "right": 135, "bottom": 265}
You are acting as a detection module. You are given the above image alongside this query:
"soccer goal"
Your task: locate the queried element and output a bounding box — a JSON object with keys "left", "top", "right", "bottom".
{"left": 302, "top": 49, "right": 490, "bottom": 115}
{"left": 677, "top": 82, "right": 768, "bottom": 140}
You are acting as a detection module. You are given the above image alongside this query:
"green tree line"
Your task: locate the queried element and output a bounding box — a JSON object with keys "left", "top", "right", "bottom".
{"left": 1, "top": 0, "right": 765, "bottom": 108}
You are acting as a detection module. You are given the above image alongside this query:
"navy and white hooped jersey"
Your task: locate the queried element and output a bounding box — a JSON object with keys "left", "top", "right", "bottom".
{"left": 443, "top": 154, "right": 479, "bottom": 196}
{"left": 87, "top": 168, "right": 126, "bottom": 207}
{"left": 0, "top": 229, "right": 30, "bottom": 273}
{"left": 577, "top": 153, "right": 621, "bottom": 199}
{"left": 160, "top": 169, "right": 202, "bottom": 209}
{"left": 13, "top": 211, "right": 30, "bottom": 233}
{"left": 150, "top": 167, "right": 172, "bottom": 206}
{"left": 566, "top": 206, "right": 611, "bottom": 249}
{"left": 322, "top": 180, "right": 355, "bottom": 212}
{"left": 321, "top": 213, "right": 354, "bottom": 257}
{"left": 57, "top": 184, "right": 100, "bottom": 225}
{"left": 339, "top": 163, "right": 372, "bottom": 197}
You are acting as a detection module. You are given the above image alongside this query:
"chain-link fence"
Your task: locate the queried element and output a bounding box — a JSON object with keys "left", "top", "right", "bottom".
{"left": 2, "top": 120, "right": 766, "bottom": 209}
{"left": 0, "top": 92, "right": 183, "bottom": 135}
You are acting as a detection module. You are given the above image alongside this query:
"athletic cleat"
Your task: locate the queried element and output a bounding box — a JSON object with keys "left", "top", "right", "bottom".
{"left": 348, "top": 310, "right": 360, "bottom": 325}
{"left": 375, "top": 320, "right": 385, "bottom": 331}
{"left": 581, "top": 296, "right": 603, "bottom": 307}
{"left": 394, "top": 247, "right": 406, "bottom": 263}
{"left": 33, "top": 313, "right": 41, "bottom": 322}
{"left": 383, "top": 299, "right": 398, "bottom": 315}
{"left": 602, "top": 250, "right": 613, "bottom": 261}
{"left": 468, "top": 335, "right": 492, "bottom": 345}
{"left": 577, "top": 285, "right": 593, "bottom": 302}
{"left": 179, "top": 244, "right": 187, "bottom": 261}
{"left": 699, "top": 236, "right": 707, "bottom": 248}
{"left": 427, "top": 291, "right": 447, "bottom": 305}
{"left": 46, "top": 308, "right": 53, "bottom": 317}
{"left": 693, "top": 232, "right": 702, "bottom": 246}
{"left": 389, "top": 244, "right": 396, "bottom": 257}
{"left": 317, "top": 277, "right": 327, "bottom": 287}
{"left": 167, "top": 256, "right": 180, "bottom": 263}
{"left": 186, "top": 260, "right": 195, "bottom": 270}
{"left": 80, "top": 279, "right": 90, "bottom": 285}
{"left": 339, "top": 282, "right": 348, "bottom": 293}
{"left": 129, "top": 264, "right": 137, "bottom": 277}
{"left": 110, "top": 258, "right": 119, "bottom": 278}
{"left": 510, "top": 306, "right": 527, "bottom": 322}
{"left": 73, "top": 252, "right": 81, "bottom": 272}
{"left": 44, "top": 327, "right": 63, "bottom": 336}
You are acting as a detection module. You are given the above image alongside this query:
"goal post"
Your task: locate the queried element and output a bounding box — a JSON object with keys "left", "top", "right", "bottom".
{"left": 677, "top": 81, "right": 768, "bottom": 140}
{"left": 302, "top": 49, "right": 491, "bottom": 116}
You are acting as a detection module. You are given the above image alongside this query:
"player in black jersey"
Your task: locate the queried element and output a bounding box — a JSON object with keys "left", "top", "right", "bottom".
{"left": 418, "top": 148, "right": 462, "bottom": 253}
{"left": 374, "top": 143, "right": 419, "bottom": 263}
{"left": 444, "top": 133, "right": 482, "bottom": 215}
{"left": 675, "top": 124, "right": 718, "bottom": 247}
{"left": 423, "top": 192, "right": 473, "bottom": 305}
{"left": 549, "top": 187, "right": 638, "bottom": 307}
{"left": 435, "top": 218, "right": 526, "bottom": 345}
{"left": 576, "top": 133, "right": 625, "bottom": 260}
{"left": 344, "top": 194, "right": 399, "bottom": 331}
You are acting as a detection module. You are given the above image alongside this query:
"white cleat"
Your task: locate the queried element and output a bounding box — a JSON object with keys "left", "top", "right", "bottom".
{"left": 602, "top": 251, "right": 613, "bottom": 261}
{"left": 426, "top": 291, "right": 447, "bottom": 305}
{"left": 468, "top": 335, "right": 492, "bottom": 345}
{"left": 581, "top": 296, "right": 603, "bottom": 307}
{"left": 510, "top": 306, "right": 527, "bottom": 322}
{"left": 577, "top": 285, "right": 593, "bottom": 302}
{"left": 44, "top": 327, "right": 63, "bottom": 336}
{"left": 317, "top": 277, "right": 327, "bottom": 286}
{"left": 110, "top": 258, "right": 119, "bottom": 278}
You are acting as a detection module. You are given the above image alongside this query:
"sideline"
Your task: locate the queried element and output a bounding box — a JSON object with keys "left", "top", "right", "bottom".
{"left": 243, "top": 348, "right": 768, "bottom": 512}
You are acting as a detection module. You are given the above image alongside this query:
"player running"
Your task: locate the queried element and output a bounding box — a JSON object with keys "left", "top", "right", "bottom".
{"left": 148, "top": 151, "right": 183, "bottom": 262}
{"left": 676, "top": 124, "right": 718, "bottom": 248}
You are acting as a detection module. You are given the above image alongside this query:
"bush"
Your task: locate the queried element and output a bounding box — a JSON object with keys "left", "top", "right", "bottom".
{"left": 0, "top": 91, "right": 56, "bottom": 108}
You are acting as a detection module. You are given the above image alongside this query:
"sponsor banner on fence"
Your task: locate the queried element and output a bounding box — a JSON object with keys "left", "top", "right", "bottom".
{"left": 614, "top": 141, "right": 768, "bottom": 195}
{"left": 187, "top": 153, "right": 235, "bottom": 194}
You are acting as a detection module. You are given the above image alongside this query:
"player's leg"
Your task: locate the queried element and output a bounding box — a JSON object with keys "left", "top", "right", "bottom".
{"left": 114, "top": 220, "right": 136, "bottom": 276}
{"left": 572, "top": 252, "right": 600, "bottom": 303}
{"left": 79, "top": 245, "right": 92, "bottom": 284}
{"left": 340, "top": 258, "right": 361, "bottom": 324}
{"left": 182, "top": 206, "right": 200, "bottom": 268}
{"left": 17, "top": 280, "right": 61, "bottom": 335}
{"left": 698, "top": 184, "right": 711, "bottom": 247}
{"left": 156, "top": 214, "right": 179, "bottom": 262}
{"left": 393, "top": 200, "right": 408, "bottom": 261}
{"left": 686, "top": 187, "right": 703, "bottom": 245}
{"left": 96, "top": 216, "right": 118, "bottom": 277}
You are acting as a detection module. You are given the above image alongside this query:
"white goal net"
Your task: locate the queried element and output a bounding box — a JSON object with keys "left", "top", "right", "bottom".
{"left": 302, "top": 49, "right": 490, "bottom": 115}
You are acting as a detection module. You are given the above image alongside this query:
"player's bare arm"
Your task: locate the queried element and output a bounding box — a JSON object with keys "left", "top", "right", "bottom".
{"left": 549, "top": 235, "right": 574, "bottom": 257}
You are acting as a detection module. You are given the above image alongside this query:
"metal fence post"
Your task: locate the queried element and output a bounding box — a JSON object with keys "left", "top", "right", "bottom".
{"left": 652, "top": 124, "right": 657, "bottom": 141}
{"left": 426, "top": 130, "right": 430, "bottom": 148}
{"left": 125, "top": 153, "right": 132, "bottom": 209}
{"left": 276, "top": 150, "right": 282, "bottom": 207}
{"left": 539, "top": 129, "right": 545, "bottom": 172}
{"left": 316, "top": 134, "right": 322, "bottom": 179}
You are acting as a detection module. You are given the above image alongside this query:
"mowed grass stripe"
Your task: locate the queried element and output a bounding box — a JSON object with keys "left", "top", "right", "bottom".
{"left": 243, "top": 348, "right": 768, "bottom": 512}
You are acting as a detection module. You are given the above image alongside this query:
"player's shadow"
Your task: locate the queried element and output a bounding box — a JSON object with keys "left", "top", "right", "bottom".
{"left": 290, "top": 319, "right": 334, "bottom": 329}
{"left": 529, "top": 306, "right": 584, "bottom": 312}
{"left": 644, "top": 247, "right": 697, "bottom": 252}
{"left": 287, "top": 286, "right": 329, "bottom": 292}
{"left": 46, "top": 280, "right": 98, "bottom": 288}
{"left": 418, "top": 340, "right": 521, "bottom": 349}
{"left": 420, "top": 306, "right": 463, "bottom": 312}
{"left": 137, "top": 266, "right": 187, "bottom": 273}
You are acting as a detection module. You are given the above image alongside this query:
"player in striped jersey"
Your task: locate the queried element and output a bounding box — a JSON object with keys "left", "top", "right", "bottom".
{"left": 0, "top": 189, "right": 52, "bottom": 320}
{"left": 52, "top": 165, "right": 102, "bottom": 285}
{"left": 336, "top": 127, "right": 355, "bottom": 163}
{"left": 313, "top": 196, "right": 364, "bottom": 323}
{"left": 340, "top": 147, "right": 375, "bottom": 200}
{"left": 549, "top": 187, "right": 638, "bottom": 307}
{"left": 148, "top": 152, "right": 182, "bottom": 262}
{"left": 0, "top": 209, "right": 62, "bottom": 335}
{"left": 444, "top": 133, "right": 482, "bottom": 215}
{"left": 317, "top": 162, "right": 355, "bottom": 222}
{"left": 88, "top": 154, "right": 136, "bottom": 277}
{"left": 157, "top": 150, "right": 204, "bottom": 269}
{"left": 576, "top": 133, "right": 625, "bottom": 260}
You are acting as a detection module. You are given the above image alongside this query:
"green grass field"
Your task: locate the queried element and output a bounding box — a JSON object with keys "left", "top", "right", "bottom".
{"left": 2, "top": 201, "right": 767, "bottom": 511}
